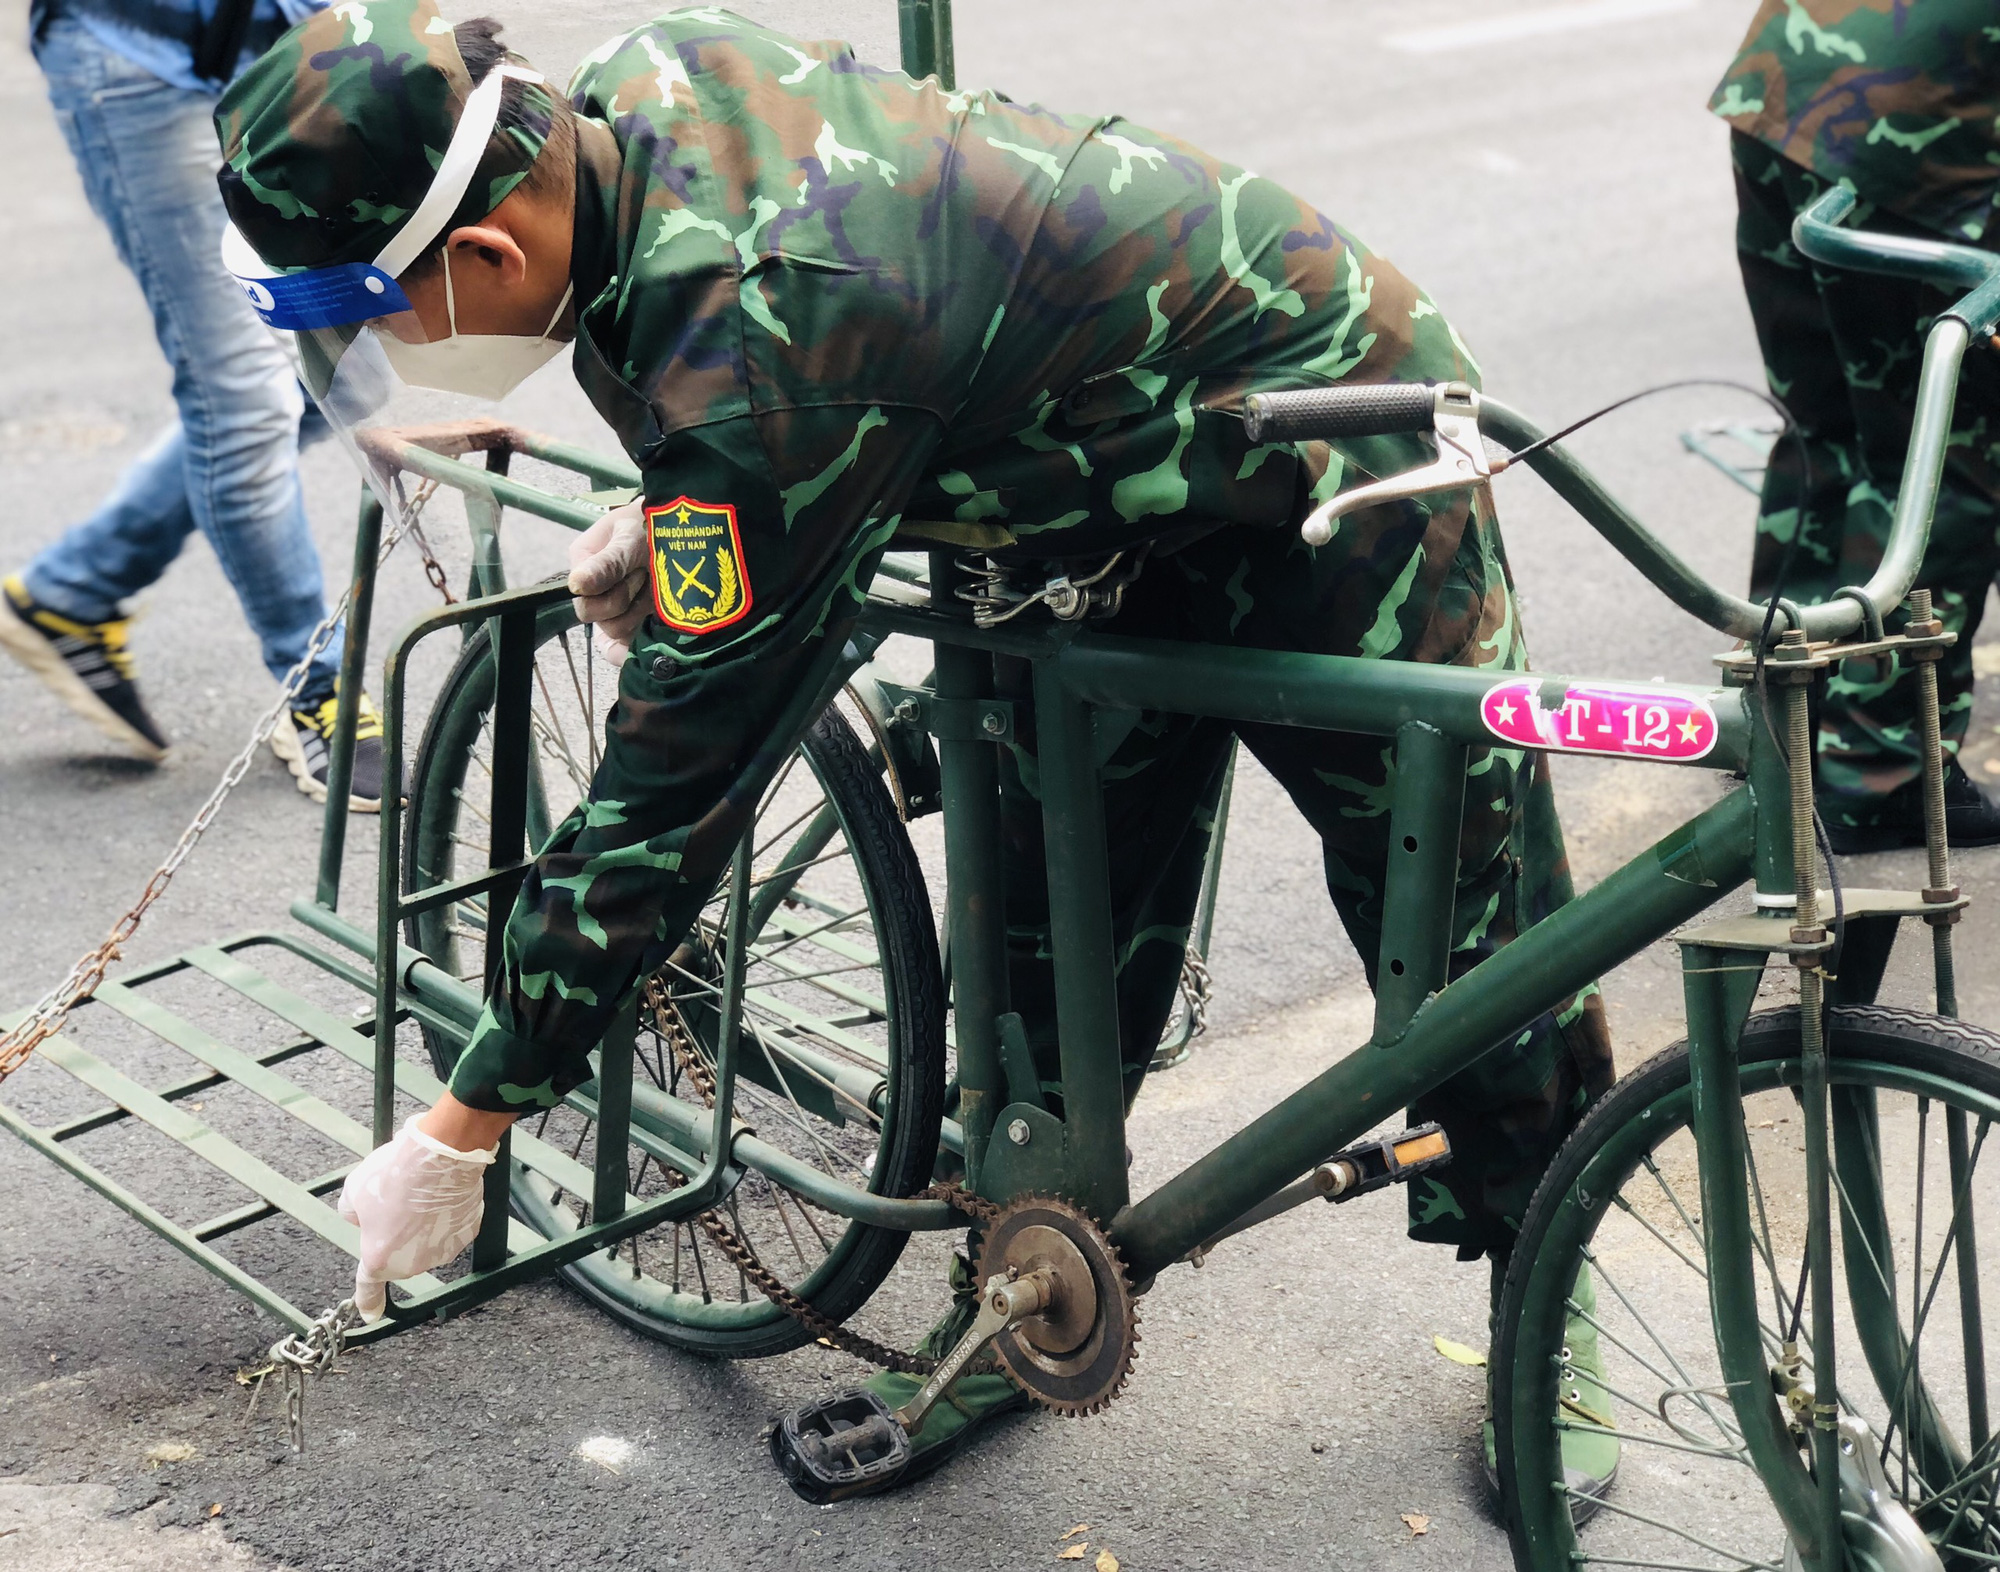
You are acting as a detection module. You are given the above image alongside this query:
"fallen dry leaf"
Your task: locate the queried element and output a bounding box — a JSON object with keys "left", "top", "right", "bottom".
{"left": 1095, "top": 1553, "right": 1119, "bottom": 1572}
{"left": 1433, "top": 1335, "right": 1487, "bottom": 1368}
{"left": 1056, "top": 1548, "right": 1087, "bottom": 1562}
{"left": 1061, "top": 1526, "right": 1091, "bottom": 1541}
{"left": 144, "top": 1442, "right": 197, "bottom": 1469}
{"left": 209, "top": 1504, "right": 223, "bottom": 1518}
{"left": 1401, "top": 1513, "right": 1431, "bottom": 1537}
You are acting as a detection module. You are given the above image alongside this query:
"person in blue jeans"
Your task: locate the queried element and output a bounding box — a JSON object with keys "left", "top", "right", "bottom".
{"left": 0, "top": 0, "right": 381, "bottom": 808}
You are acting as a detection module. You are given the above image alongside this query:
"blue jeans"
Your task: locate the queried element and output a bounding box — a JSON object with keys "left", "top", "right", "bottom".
{"left": 24, "top": 15, "right": 341, "bottom": 694}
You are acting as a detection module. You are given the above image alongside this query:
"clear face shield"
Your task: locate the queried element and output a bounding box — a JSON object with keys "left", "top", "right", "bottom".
{"left": 219, "top": 62, "right": 570, "bottom": 532}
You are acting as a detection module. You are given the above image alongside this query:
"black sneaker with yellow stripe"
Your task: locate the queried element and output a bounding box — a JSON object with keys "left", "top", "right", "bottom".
{"left": 0, "top": 573, "right": 169, "bottom": 761}
{"left": 271, "top": 682, "right": 383, "bottom": 812}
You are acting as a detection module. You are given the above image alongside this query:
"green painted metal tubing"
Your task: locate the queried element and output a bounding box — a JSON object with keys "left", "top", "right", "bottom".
{"left": 510, "top": 431, "right": 641, "bottom": 490}
{"left": 1793, "top": 186, "right": 2000, "bottom": 328}
{"left": 0, "top": 1093, "right": 317, "bottom": 1335}
{"left": 92, "top": 977, "right": 382, "bottom": 1162}
{"left": 1683, "top": 945, "right": 1825, "bottom": 1567}
{"left": 46, "top": 1030, "right": 324, "bottom": 1141}
{"left": 178, "top": 943, "right": 619, "bottom": 1211}
{"left": 396, "top": 858, "right": 537, "bottom": 921}
{"left": 352, "top": 1177, "right": 732, "bottom": 1342}
{"left": 858, "top": 595, "right": 1069, "bottom": 660}
{"left": 374, "top": 579, "right": 572, "bottom": 1141}
{"left": 1482, "top": 398, "right": 1774, "bottom": 642}
{"left": 286, "top": 901, "right": 484, "bottom": 1032}
{"left": 1484, "top": 189, "right": 1985, "bottom": 649}
{"left": 1372, "top": 723, "right": 1466, "bottom": 1046}
{"left": 27, "top": 1027, "right": 450, "bottom": 1296}
{"left": 604, "top": 1072, "right": 958, "bottom": 1231}
{"left": 592, "top": 1004, "right": 636, "bottom": 1226}
{"left": 930, "top": 554, "right": 1009, "bottom": 1192}
{"left": 194, "top": 1166, "right": 350, "bottom": 1242}
{"left": 1110, "top": 785, "right": 1756, "bottom": 1283}
{"left": 1830, "top": 1085, "right": 1970, "bottom": 1551}
{"left": 1033, "top": 657, "right": 1132, "bottom": 1220}
{"left": 372, "top": 441, "right": 604, "bottom": 532}
{"left": 1488, "top": 365, "right": 1961, "bottom": 647}
{"left": 315, "top": 490, "right": 383, "bottom": 909}
{"left": 1055, "top": 633, "right": 1751, "bottom": 771}
{"left": 897, "top": 0, "right": 953, "bottom": 85}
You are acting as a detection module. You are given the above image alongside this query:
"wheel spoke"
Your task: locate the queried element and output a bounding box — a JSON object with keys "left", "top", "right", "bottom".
{"left": 1559, "top": 1485, "right": 1782, "bottom": 1569}
{"left": 1742, "top": 1128, "right": 1794, "bottom": 1336}
{"left": 1588, "top": 1250, "right": 1749, "bottom": 1452}
{"left": 1878, "top": 1116, "right": 1991, "bottom": 1468}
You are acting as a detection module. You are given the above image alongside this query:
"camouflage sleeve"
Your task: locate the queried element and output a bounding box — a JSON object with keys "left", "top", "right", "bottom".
{"left": 447, "top": 403, "right": 940, "bottom": 1112}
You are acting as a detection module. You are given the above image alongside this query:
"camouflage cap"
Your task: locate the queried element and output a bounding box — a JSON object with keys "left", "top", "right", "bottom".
{"left": 215, "top": 0, "right": 555, "bottom": 273}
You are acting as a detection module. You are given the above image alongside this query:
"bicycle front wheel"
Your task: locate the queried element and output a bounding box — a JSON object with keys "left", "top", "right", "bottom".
{"left": 1498, "top": 1004, "right": 2000, "bottom": 1572}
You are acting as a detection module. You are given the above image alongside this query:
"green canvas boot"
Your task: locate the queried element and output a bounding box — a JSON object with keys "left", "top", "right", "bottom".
{"left": 1483, "top": 1258, "right": 1620, "bottom": 1526}
{"left": 770, "top": 1250, "right": 1027, "bottom": 1503}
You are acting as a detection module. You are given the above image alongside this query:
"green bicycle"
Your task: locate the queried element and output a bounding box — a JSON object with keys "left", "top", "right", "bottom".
{"left": 366, "top": 177, "right": 2000, "bottom": 1568}
{"left": 1, "top": 12, "right": 1995, "bottom": 1561}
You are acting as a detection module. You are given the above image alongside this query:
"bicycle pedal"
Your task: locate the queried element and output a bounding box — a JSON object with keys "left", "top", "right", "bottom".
{"left": 770, "top": 1388, "right": 912, "bottom": 1503}
{"left": 1321, "top": 1122, "right": 1451, "bottom": 1203}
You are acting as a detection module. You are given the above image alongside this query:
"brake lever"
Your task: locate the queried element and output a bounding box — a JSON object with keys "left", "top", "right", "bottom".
{"left": 1299, "top": 382, "right": 1500, "bottom": 546}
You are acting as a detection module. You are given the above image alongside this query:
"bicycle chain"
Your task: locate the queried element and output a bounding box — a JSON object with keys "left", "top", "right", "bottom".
{"left": 637, "top": 975, "right": 1001, "bottom": 1376}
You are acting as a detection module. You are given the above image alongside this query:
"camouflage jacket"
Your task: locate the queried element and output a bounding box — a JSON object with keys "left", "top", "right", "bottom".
{"left": 563, "top": 9, "right": 1474, "bottom": 663}
{"left": 1710, "top": 0, "right": 2000, "bottom": 243}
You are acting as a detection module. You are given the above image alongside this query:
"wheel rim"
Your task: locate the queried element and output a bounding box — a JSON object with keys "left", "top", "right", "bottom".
{"left": 1507, "top": 1026, "right": 2000, "bottom": 1572}
{"left": 406, "top": 619, "right": 932, "bottom": 1337}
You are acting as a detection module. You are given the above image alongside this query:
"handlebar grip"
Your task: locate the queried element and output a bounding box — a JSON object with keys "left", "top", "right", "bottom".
{"left": 1242, "top": 383, "right": 1436, "bottom": 444}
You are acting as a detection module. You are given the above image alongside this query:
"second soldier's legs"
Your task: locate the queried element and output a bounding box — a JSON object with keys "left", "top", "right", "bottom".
{"left": 1733, "top": 130, "right": 2000, "bottom": 845}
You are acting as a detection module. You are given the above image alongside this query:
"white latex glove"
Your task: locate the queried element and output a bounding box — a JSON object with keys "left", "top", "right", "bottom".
{"left": 568, "top": 498, "right": 650, "bottom": 662}
{"left": 336, "top": 1117, "right": 496, "bottom": 1320}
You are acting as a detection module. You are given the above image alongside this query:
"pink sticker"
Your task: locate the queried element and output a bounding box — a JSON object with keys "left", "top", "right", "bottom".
{"left": 1479, "top": 679, "right": 1719, "bottom": 762}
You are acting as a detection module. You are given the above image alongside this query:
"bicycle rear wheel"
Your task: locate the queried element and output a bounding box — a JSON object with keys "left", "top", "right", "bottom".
{"left": 1497, "top": 1004, "right": 2000, "bottom": 1572}
{"left": 403, "top": 612, "right": 947, "bottom": 1357}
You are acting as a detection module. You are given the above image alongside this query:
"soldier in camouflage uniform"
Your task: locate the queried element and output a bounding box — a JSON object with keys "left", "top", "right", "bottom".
{"left": 1713, "top": 0, "right": 2000, "bottom": 852}
{"left": 219, "top": 1, "right": 1616, "bottom": 1499}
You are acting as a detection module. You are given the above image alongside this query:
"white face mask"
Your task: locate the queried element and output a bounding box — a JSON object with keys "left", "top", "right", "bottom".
{"left": 379, "top": 250, "right": 574, "bottom": 401}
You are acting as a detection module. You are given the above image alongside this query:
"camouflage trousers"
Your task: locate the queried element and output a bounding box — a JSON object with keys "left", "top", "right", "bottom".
{"left": 1734, "top": 131, "right": 2000, "bottom": 827}
{"left": 988, "top": 487, "right": 1612, "bottom": 1259}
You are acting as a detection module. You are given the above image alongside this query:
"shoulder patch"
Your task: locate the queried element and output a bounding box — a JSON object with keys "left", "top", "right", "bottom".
{"left": 647, "top": 496, "right": 754, "bottom": 634}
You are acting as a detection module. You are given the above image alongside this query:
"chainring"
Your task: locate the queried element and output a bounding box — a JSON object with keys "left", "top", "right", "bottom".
{"left": 973, "top": 1195, "right": 1138, "bottom": 1417}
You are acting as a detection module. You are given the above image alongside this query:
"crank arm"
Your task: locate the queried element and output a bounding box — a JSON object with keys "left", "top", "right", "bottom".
{"left": 893, "top": 1269, "right": 1054, "bottom": 1434}
{"left": 1300, "top": 383, "right": 1493, "bottom": 546}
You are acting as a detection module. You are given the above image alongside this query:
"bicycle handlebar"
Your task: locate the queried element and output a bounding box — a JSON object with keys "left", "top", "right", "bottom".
{"left": 1241, "top": 383, "right": 1435, "bottom": 443}
{"left": 1793, "top": 187, "right": 2000, "bottom": 327}
{"left": 1241, "top": 189, "right": 1999, "bottom": 646}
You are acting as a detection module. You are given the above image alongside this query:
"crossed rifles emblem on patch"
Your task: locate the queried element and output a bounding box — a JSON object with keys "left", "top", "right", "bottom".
{"left": 646, "top": 496, "right": 753, "bottom": 634}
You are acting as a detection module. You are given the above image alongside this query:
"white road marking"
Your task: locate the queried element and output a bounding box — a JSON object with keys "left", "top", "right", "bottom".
{"left": 1385, "top": 0, "right": 1699, "bottom": 55}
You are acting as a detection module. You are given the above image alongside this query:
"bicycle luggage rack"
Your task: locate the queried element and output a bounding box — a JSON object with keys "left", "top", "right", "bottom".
{"left": 0, "top": 420, "right": 746, "bottom": 1343}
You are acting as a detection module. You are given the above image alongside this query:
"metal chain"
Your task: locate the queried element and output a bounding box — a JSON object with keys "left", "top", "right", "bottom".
{"left": 268, "top": 1298, "right": 363, "bottom": 1454}
{"left": 1176, "top": 951, "right": 1214, "bottom": 1042}
{"left": 637, "top": 976, "right": 999, "bottom": 1375}
{"left": 0, "top": 480, "right": 442, "bottom": 1082}
{"left": 407, "top": 513, "right": 458, "bottom": 605}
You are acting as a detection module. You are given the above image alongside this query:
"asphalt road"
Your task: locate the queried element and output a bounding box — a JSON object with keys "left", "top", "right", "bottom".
{"left": 6, "top": 2, "right": 2000, "bottom": 1569}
